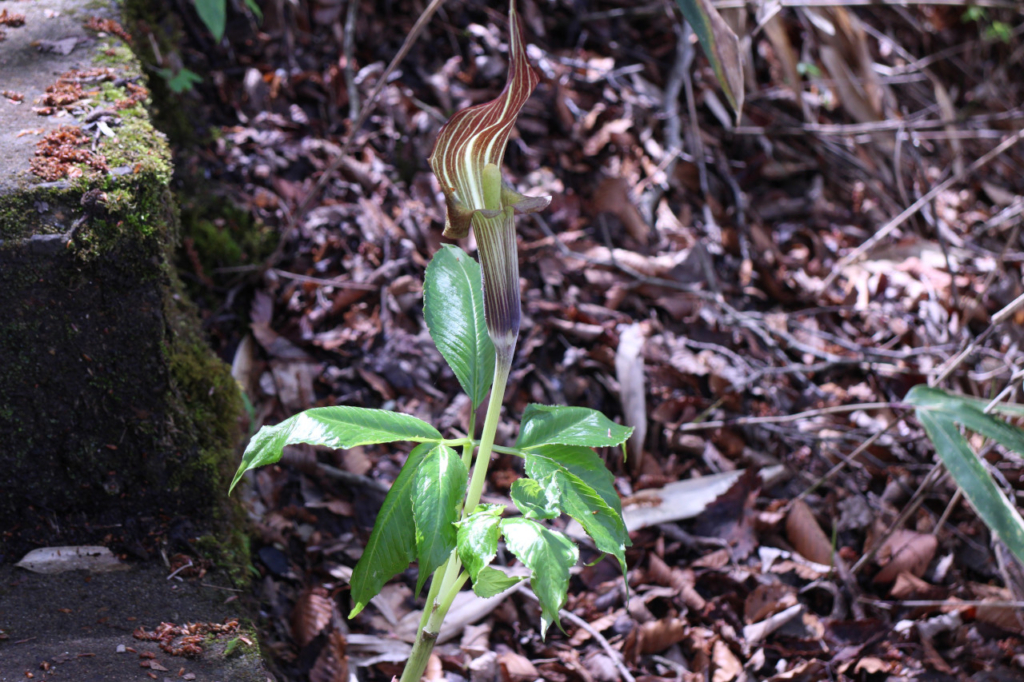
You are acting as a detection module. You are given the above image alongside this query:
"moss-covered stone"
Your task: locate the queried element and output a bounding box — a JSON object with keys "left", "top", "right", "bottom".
{"left": 0, "top": 0, "right": 243, "bottom": 562}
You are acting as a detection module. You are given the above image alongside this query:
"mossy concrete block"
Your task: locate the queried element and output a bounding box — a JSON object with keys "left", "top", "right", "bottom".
{"left": 0, "top": 0, "right": 243, "bottom": 560}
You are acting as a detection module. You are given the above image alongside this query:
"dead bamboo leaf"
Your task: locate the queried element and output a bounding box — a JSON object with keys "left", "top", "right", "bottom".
{"left": 616, "top": 323, "right": 647, "bottom": 471}
{"left": 786, "top": 499, "right": 833, "bottom": 566}
{"left": 674, "top": 0, "right": 745, "bottom": 121}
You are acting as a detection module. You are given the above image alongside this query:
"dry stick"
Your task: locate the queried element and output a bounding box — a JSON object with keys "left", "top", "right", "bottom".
{"left": 677, "top": 402, "right": 897, "bottom": 432}
{"left": 517, "top": 586, "right": 637, "bottom": 682}
{"left": 793, "top": 425, "right": 893, "bottom": 506}
{"left": 866, "top": 598, "right": 1024, "bottom": 609}
{"left": 712, "top": 0, "right": 1020, "bottom": 8}
{"left": 821, "top": 128, "right": 1024, "bottom": 293}
{"left": 678, "top": 22, "right": 719, "bottom": 246}
{"left": 734, "top": 108, "right": 1024, "bottom": 136}
{"left": 930, "top": 291, "right": 1024, "bottom": 386}
{"left": 343, "top": 0, "right": 360, "bottom": 122}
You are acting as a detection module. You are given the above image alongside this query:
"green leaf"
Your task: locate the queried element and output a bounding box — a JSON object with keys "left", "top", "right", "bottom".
{"left": 515, "top": 404, "right": 633, "bottom": 450}
{"left": 532, "top": 444, "right": 622, "bottom": 515}
{"left": 916, "top": 410, "right": 1024, "bottom": 568}
{"left": 474, "top": 567, "right": 524, "bottom": 598}
{"left": 674, "top": 0, "right": 744, "bottom": 121}
{"left": 154, "top": 67, "right": 203, "bottom": 94}
{"left": 526, "top": 451, "right": 630, "bottom": 577}
{"left": 242, "top": 0, "right": 262, "bottom": 20}
{"left": 424, "top": 245, "right": 495, "bottom": 409}
{"left": 194, "top": 0, "right": 226, "bottom": 41}
{"left": 349, "top": 443, "right": 431, "bottom": 617}
{"left": 412, "top": 444, "right": 468, "bottom": 594}
{"left": 457, "top": 504, "right": 504, "bottom": 583}
{"left": 500, "top": 518, "right": 578, "bottom": 637}
{"left": 510, "top": 478, "right": 558, "bottom": 520}
{"left": 906, "top": 386, "right": 1024, "bottom": 455}
{"left": 230, "top": 407, "right": 441, "bottom": 493}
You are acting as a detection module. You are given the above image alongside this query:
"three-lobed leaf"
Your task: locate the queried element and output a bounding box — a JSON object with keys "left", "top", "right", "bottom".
{"left": 474, "top": 567, "right": 524, "bottom": 598}
{"left": 457, "top": 504, "right": 504, "bottom": 585}
{"left": 424, "top": 245, "right": 496, "bottom": 409}
{"left": 515, "top": 404, "right": 633, "bottom": 450}
{"left": 412, "top": 444, "right": 468, "bottom": 594}
{"left": 510, "top": 478, "right": 558, "bottom": 520}
{"left": 349, "top": 443, "right": 432, "bottom": 617}
{"left": 526, "top": 451, "right": 630, "bottom": 576}
{"left": 230, "top": 407, "right": 441, "bottom": 492}
{"left": 532, "top": 444, "right": 622, "bottom": 515}
{"left": 501, "top": 518, "right": 579, "bottom": 638}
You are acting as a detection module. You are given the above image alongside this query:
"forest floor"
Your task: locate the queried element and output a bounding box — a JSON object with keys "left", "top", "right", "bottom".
{"left": 158, "top": 0, "right": 1024, "bottom": 679}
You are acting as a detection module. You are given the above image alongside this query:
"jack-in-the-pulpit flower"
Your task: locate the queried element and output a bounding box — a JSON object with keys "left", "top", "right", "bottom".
{"left": 428, "top": 0, "right": 549, "bottom": 363}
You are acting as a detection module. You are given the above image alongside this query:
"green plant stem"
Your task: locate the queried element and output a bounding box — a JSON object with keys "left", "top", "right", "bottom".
{"left": 403, "top": 351, "right": 510, "bottom": 682}
{"left": 417, "top": 557, "right": 448, "bottom": 631}
{"left": 461, "top": 407, "right": 476, "bottom": 469}
{"left": 401, "top": 567, "right": 470, "bottom": 682}
{"left": 464, "top": 357, "right": 511, "bottom": 517}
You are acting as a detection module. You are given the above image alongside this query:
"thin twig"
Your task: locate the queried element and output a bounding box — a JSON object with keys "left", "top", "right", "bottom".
{"left": 734, "top": 108, "right": 1024, "bottom": 137}
{"left": 865, "top": 598, "right": 1024, "bottom": 609}
{"left": 713, "top": 0, "right": 1020, "bottom": 8}
{"left": 318, "top": 463, "right": 389, "bottom": 494}
{"left": 793, "top": 425, "right": 894, "bottom": 505}
{"left": 930, "top": 291, "right": 1024, "bottom": 386}
{"left": 517, "top": 586, "right": 636, "bottom": 682}
{"left": 679, "top": 402, "right": 899, "bottom": 432}
{"left": 851, "top": 463, "right": 945, "bottom": 575}
{"left": 343, "top": 0, "right": 360, "bottom": 122}
{"left": 822, "top": 128, "right": 1024, "bottom": 293}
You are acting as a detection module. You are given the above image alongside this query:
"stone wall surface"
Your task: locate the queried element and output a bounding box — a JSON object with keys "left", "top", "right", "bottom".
{"left": 0, "top": 0, "right": 242, "bottom": 561}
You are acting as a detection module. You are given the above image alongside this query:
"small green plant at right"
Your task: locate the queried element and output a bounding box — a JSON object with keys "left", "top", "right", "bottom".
{"left": 962, "top": 7, "right": 1013, "bottom": 43}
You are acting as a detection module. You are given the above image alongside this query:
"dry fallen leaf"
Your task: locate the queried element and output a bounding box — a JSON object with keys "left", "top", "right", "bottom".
{"left": 310, "top": 631, "right": 349, "bottom": 682}
{"left": 592, "top": 175, "right": 650, "bottom": 244}
{"left": 498, "top": 650, "right": 539, "bottom": 681}
{"left": 711, "top": 639, "right": 742, "bottom": 682}
{"left": 786, "top": 499, "right": 833, "bottom": 566}
{"left": 291, "top": 587, "right": 334, "bottom": 648}
{"left": 648, "top": 554, "right": 706, "bottom": 611}
{"left": 638, "top": 617, "right": 688, "bottom": 655}
{"left": 873, "top": 530, "right": 937, "bottom": 583}
{"left": 745, "top": 581, "right": 798, "bottom": 623}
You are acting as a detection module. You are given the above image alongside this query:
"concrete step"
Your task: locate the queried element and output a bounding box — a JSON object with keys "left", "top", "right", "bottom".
{"left": 0, "top": 563, "right": 272, "bottom": 681}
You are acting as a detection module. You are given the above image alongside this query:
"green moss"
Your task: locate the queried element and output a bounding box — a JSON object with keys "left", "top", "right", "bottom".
{"left": 195, "top": 526, "right": 254, "bottom": 589}
{"left": 92, "top": 41, "right": 135, "bottom": 67}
